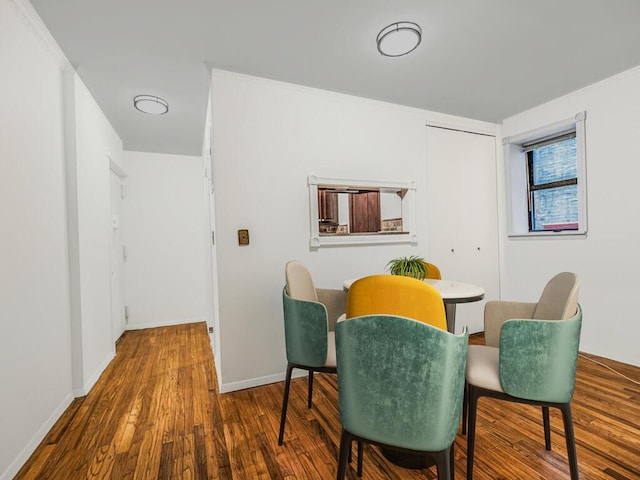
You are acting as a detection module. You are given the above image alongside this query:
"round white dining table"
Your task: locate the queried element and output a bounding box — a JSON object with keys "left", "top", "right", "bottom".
{"left": 342, "top": 277, "right": 484, "bottom": 333}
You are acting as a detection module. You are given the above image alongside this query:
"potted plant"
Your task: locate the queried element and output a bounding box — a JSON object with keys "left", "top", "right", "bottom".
{"left": 386, "top": 255, "right": 428, "bottom": 280}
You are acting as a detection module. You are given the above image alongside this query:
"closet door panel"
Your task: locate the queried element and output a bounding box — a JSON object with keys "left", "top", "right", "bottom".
{"left": 425, "top": 127, "right": 499, "bottom": 334}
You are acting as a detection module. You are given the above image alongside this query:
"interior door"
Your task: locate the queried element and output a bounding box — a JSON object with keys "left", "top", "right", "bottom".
{"left": 110, "top": 169, "right": 126, "bottom": 345}
{"left": 425, "top": 126, "right": 500, "bottom": 334}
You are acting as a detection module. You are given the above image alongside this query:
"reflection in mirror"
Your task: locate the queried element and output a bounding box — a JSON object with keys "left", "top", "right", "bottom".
{"left": 308, "top": 176, "right": 417, "bottom": 247}
{"left": 318, "top": 187, "right": 405, "bottom": 236}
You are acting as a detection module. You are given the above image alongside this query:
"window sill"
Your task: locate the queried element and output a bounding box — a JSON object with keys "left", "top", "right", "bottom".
{"left": 507, "top": 230, "right": 587, "bottom": 239}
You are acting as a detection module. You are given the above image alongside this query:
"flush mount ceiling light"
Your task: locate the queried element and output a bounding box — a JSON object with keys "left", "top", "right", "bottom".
{"left": 133, "top": 95, "right": 169, "bottom": 115}
{"left": 376, "top": 21, "right": 422, "bottom": 57}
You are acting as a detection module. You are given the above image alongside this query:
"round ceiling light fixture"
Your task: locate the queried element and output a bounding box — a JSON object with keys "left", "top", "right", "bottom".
{"left": 376, "top": 21, "right": 422, "bottom": 57}
{"left": 133, "top": 95, "right": 169, "bottom": 115}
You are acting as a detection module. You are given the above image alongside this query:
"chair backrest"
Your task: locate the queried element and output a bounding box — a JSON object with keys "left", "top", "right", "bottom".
{"left": 285, "top": 260, "right": 318, "bottom": 302}
{"left": 336, "top": 315, "right": 468, "bottom": 451}
{"left": 424, "top": 262, "right": 442, "bottom": 280}
{"left": 283, "top": 261, "right": 328, "bottom": 367}
{"left": 282, "top": 289, "right": 328, "bottom": 367}
{"left": 346, "top": 275, "right": 447, "bottom": 330}
{"left": 500, "top": 305, "right": 582, "bottom": 403}
{"left": 533, "top": 272, "right": 580, "bottom": 320}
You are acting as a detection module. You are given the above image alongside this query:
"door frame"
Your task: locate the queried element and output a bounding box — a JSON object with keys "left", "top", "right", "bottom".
{"left": 109, "top": 155, "right": 127, "bottom": 347}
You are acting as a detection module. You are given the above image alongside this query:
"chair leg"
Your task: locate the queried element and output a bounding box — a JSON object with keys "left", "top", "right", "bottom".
{"left": 433, "top": 448, "right": 452, "bottom": 480}
{"left": 357, "top": 440, "right": 364, "bottom": 477}
{"left": 560, "top": 404, "right": 580, "bottom": 480}
{"left": 336, "top": 429, "right": 353, "bottom": 480}
{"left": 450, "top": 443, "right": 455, "bottom": 480}
{"left": 462, "top": 380, "right": 468, "bottom": 435}
{"left": 278, "top": 363, "right": 294, "bottom": 445}
{"left": 466, "top": 385, "right": 479, "bottom": 480}
{"left": 308, "top": 370, "right": 314, "bottom": 408}
{"left": 542, "top": 406, "right": 551, "bottom": 450}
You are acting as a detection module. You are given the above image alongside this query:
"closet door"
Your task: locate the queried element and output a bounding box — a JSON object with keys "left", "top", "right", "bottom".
{"left": 425, "top": 126, "right": 499, "bottom": 334}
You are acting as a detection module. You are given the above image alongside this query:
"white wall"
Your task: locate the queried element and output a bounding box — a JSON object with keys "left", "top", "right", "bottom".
{"left": 501, "top": 65, "right": 640, "bottom": 367}
{"left": 123, "top": 151, "right": 207, "bottom": 329}
{"left": 66, "top": 73, "right": 123, "bottom": 395}
{"left": 0, "top": 1, "right": 124, "bottom": 476}
{"left": 0, "top": 1, "right": 73, "bottom": 477}
{"left": 210, "top": 70, "right": 497, "bottom": 391}
{"left": 201, "top": 90, "right": 222, "bottom": 375}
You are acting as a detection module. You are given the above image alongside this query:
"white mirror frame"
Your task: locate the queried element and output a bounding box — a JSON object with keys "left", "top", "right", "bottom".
{"left": 308, "top": 175, "right": 418, "bottom": 247}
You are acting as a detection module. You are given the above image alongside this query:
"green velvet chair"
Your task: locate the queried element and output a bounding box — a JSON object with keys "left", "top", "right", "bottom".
{"left": 465, "top": 304, "right": 583, "bottom": 480}
{"left": 463, "top": 271, "right": 580, "bottom": 435}
{"left": 278, "top": 261, "right": 346, "bottom": 445}
{"left": 335, "top": 314, "right": 468, "bottom": 479}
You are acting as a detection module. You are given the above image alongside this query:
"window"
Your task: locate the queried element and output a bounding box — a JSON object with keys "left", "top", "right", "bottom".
{"left": 526, "top": 133, "right": 578, "bottom": 231}
{"left": 504, "top": 112, "right": 587, "bottom": 237}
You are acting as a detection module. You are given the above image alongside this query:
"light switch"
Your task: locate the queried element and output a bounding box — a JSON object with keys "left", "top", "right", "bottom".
{"left": 238, "top": 229, "right": 250, "bottom": 245}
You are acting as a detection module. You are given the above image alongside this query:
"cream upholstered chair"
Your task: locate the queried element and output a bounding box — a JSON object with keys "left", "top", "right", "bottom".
{"left": 278, "top": 261, "right": 346, "bottom": 445}
{"left": 481, "top": 271, "right": 580, "bottom": 349}
{"left": 464, "top": 272, "right": 581, "bottom": 480}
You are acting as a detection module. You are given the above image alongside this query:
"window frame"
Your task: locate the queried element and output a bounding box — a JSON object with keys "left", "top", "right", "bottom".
{"left": 504, "top": 112, "right": 587, "bottom": 237}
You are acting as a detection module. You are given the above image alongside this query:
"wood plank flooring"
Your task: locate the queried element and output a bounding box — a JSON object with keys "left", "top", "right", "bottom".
{"left": 14, "top": 322, "right": 640, "bottom": 479}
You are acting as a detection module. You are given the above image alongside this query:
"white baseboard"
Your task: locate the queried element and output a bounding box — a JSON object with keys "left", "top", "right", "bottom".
{"left": 73, "top": 350, "right": 115, "bottom": 397}
{"left": 125, "top": 316, "right": 205, "bottom": 331}
{"left": 219, "top": 369, "right": 306, "bottom": 394}
{"left": 211, "top": 338, "right": 222, "bottom": 386}
{"left": 0, "top": 392, "right": 74, "bottom": 480}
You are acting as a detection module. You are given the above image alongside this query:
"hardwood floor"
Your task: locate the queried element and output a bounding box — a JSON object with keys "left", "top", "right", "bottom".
{"left": 15, "top": 323, "right": 640, "bottom": 479}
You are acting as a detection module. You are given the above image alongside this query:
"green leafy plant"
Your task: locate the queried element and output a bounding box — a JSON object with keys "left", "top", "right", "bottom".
{"left": 386, "top": 255, "right": 428, "bottom": 280}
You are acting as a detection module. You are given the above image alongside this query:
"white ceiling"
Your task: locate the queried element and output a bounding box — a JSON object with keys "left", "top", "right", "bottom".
{"left": 30, "top": 0, "right": 640, "bottom": 156}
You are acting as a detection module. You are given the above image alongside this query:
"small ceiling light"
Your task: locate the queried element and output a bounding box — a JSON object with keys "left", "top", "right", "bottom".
{"left": 376, "top": 21, "right": 422, "bottom": 57}
{"left": 133, "top": 95, "right": 169, "bottom": 115}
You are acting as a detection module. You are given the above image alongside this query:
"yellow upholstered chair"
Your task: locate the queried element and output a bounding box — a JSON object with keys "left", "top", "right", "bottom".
{"left": 346, "top": 274, "right": 447, "bottom": 331}
{"left": 424, "top": 262, "right": 442, "bottom": 280}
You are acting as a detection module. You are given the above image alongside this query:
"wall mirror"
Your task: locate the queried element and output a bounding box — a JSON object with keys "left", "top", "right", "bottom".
{"left": 308, "top": 175, "right": 417, "bottom": 247}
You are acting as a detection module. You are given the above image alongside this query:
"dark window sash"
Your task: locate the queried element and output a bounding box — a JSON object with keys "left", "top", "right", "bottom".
{"left": 530, "top": 178, "right": 577, "bottom": 191}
